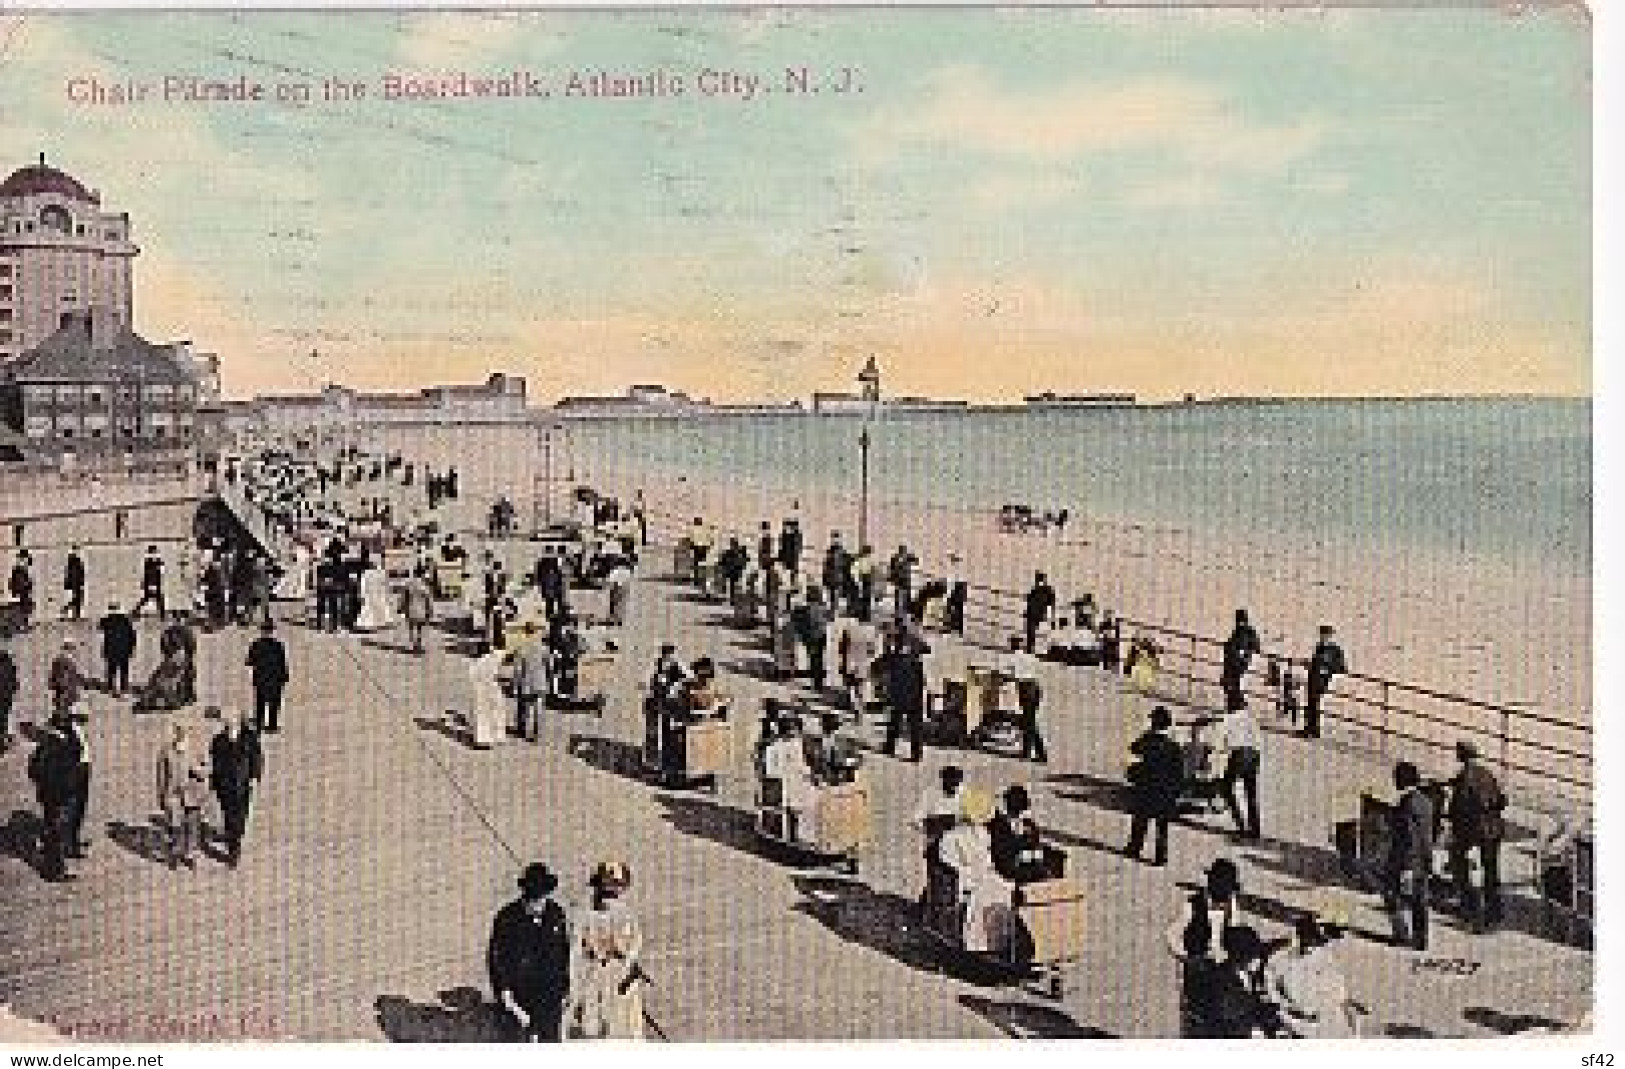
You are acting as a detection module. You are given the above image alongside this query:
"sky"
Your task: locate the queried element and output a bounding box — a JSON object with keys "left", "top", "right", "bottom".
{"left": 0, "top": 7, "right": 1592, "bottom": 403}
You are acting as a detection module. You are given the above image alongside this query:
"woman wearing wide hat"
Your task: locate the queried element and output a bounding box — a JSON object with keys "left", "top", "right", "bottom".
{"left": 567, "top": 861, "right": 646, "bottom": 1040}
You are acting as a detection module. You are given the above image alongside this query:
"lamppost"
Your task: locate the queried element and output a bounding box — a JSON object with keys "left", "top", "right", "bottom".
{"left": 536, "top": 421, "right": 564, "bottom": 530}
{"left": 856, "top": 356, "right": 881, "bottom": 549}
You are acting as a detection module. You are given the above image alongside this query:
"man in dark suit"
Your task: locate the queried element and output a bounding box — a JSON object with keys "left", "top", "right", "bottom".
{"left": 61, "top": 546, "right": 86, "bottom": 622}
{"left": 315, "top": 551, "right": 344, "bottom": 632}
{"left": 0, "top": 639, "right": 17, "bottom": 753}
{"left": 132, "top": 546, "right": 166, "bottom": 620}
{"left": 61, "top": 710, "right": 92, "bottom": 860}
{"left": 1220, "top": 609, "right": 1261, "bottom": 712}
{"left": 879, "top": 634, "right": 929, "bottom": 763}
{"left": 245, "top": 621, "right": 290, "bottom": 733}
{"left": 1447, "top": 740, "right": 1507, "bottom": 932}
{"left": 97, "top": 602, "right": 138, "bottom": 697}
{"left": 1022, "top": 572, "right": 1057, "bottom": 654}
{"left": 1386, "top": 761, "right": 1434, "bottom": 951}
{"left": 27, "top": 710, "right": 83, "bottom": 881}
{"left": 488, "top": 863, "right": 571, "bottom": 1042}
{"left": 209, "top": 708, "right": 263, "bottom": 868}
{"left": 1125, "top": 706, "right": 1184, "bottom": 866}
{"left": 990, "top": 785, "right": 1064, "bottom": 884}
{"left": 1303, "top": 624, "right": 1347, "bottom": 739}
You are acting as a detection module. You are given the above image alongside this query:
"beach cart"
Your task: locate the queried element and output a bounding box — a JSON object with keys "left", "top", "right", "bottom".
{"left": 756, "top": 773, "right": 870, "bottom": 875}
{"left": 961, "top": 664, "right": 1023, "bottom": 754}
{"left": 921, "top": 868, "right": 1087, "bottom": 998}
{"left": 644, "top": 704, "right": 733, "bottom": 792}
{"left": 433, "top": 560, "right": 467, "bottom": 601}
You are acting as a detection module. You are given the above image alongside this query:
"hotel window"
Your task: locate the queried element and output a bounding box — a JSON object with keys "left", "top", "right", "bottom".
{"left": 59, "top": 427, "right": 74, "bottom": 440}
{"left": 116, "top": 385, "right": 136, "bottom": 403}
{"left": 85, "top": 387, "right": 105, "bottom": 406}
{"left": 26, "top": 386, "right": 51, "bottom": 407}
{"left": 146, "top": 384, "right": 173, "bottom": 402}
{"left": 54, "top": 385, "right": 79, "bottom": 404}
{"left": 0, "top": 330, "right": 9, "bottom": 344}
{"left": 0, "top": 263, "right": 10, "bottom": 276}
{"left": 25, "top": 417, "right": 50, "bottom": 438}
{"left": 0, "top": 285, "right": 11, "bottom": 299}
{"left": 0, "top": 308, "right": 12, "bottom": 321}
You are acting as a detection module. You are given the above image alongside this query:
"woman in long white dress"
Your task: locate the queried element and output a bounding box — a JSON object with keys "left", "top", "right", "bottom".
{"left": 937, "top": 788, "right": 1015, "bottom": 954}
{"left": 568, "top": 862, "right": 645, "bottom": 1041}
{"left": 273, "top": 541, "right": 312, "bottom": 602}
{"left": 352, "top": 561, "right": 399, "bottom": 631}
{"left": 467, "top": 646, "right": 508, "bottom": 749}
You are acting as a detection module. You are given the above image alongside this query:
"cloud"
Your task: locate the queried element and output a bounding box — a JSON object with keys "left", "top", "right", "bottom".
{"left": 966, "top": 173, "right": 1086, "bottom": 214}
{"left": 392, "top": 11, "right": 540, "bottom": 72}
{"left": 855, "top": 68, "right": 1322, "bottom": 175}
{"left": 1126, "top": 174, "right": 1220, "bottom": 210}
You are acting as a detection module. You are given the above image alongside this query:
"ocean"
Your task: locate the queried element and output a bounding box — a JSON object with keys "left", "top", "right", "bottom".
{"left": 560, "top": 397, "right": 1591, "bottom": 579}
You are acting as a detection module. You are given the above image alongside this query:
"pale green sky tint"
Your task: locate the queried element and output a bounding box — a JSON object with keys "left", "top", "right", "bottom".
{"left": 0, "top": 8, "right": 1591, "bottom": 402}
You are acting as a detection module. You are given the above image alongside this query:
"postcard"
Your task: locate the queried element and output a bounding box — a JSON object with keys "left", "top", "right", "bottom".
{"left": 0, "top": 3, "right": 1594, "bottom": 1048}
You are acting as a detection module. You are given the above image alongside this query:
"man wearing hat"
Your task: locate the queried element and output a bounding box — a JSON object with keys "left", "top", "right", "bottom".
{"left": 27, "top": 709, "right": 84, "bottom": 881}
{"left": 1125, "top": 706, "right": 1184, "bottom": 866}
{"left": 132, "top": 545, "right": 166, "bottom": 621}
{"left": 510, "top": 622, "right": 552, "bottom": 743}
{"left": 61, "top": 544, "right": 86, "bottom": 623}
{"left": 209, "top": 708, "right": 263, "bottom": 868}
{"left": 8, "top": 550, "right": 35, "bottom": 631}
{"left": 1385, "top": 761, "right": 1434, "bottom": 951}
{"left": 489, "top": 862, "right": 571, "bottom": 1042}
{"left": 97, "top": 602, "right": 138, "bottom": 697}
{"left": 1302, "top": 625, "right": 1347, "bottom": 739}
{"left": 1447, "top": 739, "right": 1508, "bottom": 932}
{"left": 245, "top": 620, "right": 290, "bottom": 734}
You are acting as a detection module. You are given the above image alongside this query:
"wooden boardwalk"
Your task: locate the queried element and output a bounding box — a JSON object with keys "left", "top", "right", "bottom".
{"left": 0, "top": 533, "right": 1594, "bottom": 1042}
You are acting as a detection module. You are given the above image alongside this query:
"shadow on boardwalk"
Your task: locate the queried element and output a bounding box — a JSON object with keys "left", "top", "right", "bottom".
{"left": 105, "top": 816, "right": 175, "bottom": 866}
{"left": 958, "top": 994, "right": 1115, "bottom": 1039}
{"left": 0, "top": 809, "right": 44, "bottom": 876}
{"left": 653, "top": 793, "right": 783, "bottom": 864}
{"left": 374, "top": 987, "right": 511, "bottom": 1043}
{"left": 568, "top": 733, "right": 646, "bottom": 783}
{"left": 790, "top": 874, "right": 946, "bottom": 977}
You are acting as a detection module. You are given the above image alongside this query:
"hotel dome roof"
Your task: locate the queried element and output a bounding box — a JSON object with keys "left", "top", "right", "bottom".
{"left": 0, "top": 158, "right": 98, "bottom": 204}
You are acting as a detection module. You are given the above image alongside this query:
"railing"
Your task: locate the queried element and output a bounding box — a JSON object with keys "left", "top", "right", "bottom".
{"left": 211, "top": 476, "right": 281, "bottom": 561}
{"left": 952, "top": 580, "right": 1591, "bottom": 810}
{"left": 636, "top": 502, "right": 1590, "bottom": 813}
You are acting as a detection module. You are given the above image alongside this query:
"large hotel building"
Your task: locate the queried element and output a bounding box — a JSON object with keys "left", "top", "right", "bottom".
{"left": 0, "top": 155, "right": 138, "bottom": 362}
{"left": 0, "top": 157, "right": 216, "bottom": 469}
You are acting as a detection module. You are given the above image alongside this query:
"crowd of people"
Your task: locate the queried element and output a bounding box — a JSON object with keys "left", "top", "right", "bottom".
{"left": 0, "top": 439, "right": 1560, "bottom": 1042}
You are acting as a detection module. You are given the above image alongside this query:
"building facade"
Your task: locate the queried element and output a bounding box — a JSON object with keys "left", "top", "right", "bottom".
{"left": 0, "top": 156, "right": 139, "bottom": 365}
{"left": 0, "top": 309, "right": 202, "bottom": 471}
{"left": 239, "top": 373, "right": 529, "bottom": 435}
